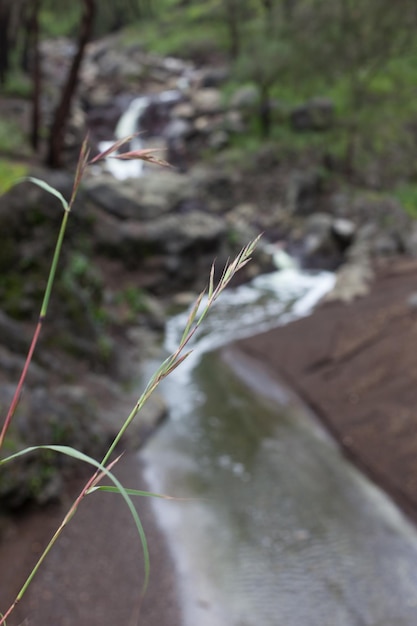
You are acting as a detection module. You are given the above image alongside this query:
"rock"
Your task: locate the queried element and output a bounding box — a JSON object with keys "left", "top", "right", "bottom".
{"left": 404, "top": 222, "right": 417, "bottom": 257}
{"left": 171, "top": 102, "right": 195, "bottom": 119}
{"left": 227, "top": 203, "right": 258, "bottom": 227}
{"left": 407, "top": 291, "right": 417, "bottom": 310}
{"left": 189, "top": 165, "right": 241, "bottom": 213}
{"left": 290, "top": 97, "right": 334, "bottom": 131}
{"left": 0, "top": 383, "right": 107, "bottom": 509}
{"left": 372, "top": 233, "right": 400, "bottom": 256}
{"left": 208, "top": 130, "right": 229, "bottom": 150}
{"left": 230, "top": 85, "right": 260, "bottom": 109}
{"left": 0, "top": 310, "right": 31, "bottom": 354}
{"left": 199, "top": 66, "right": 230, "bottom": 88}
{"left": 85, "top": 170, "right": 191, "bottom": 220}
{"left": 165, "top": 118, "right": 193, "bottom": 143}
{"left": 0, "top": 346, "right": 47, "bottom": 386}
{"left": 332, "top": 218, "right": 356, "bottom": 246}
{"left": 170, "top": 292, "right": 198, "bottom": 309}
{"left": 303, "top": 213, "right": 339, "bottom": 261}
{"left": 85, "top": 177, "right": 142, "bottom": 219}
{"left": 224, "top": 110, "right": 245, "bottom": 133}
{"left": 287, "top": 169, "right": 323, "bottom": 216}
{"left": 120, "top": 211, "right": 226, "bottom": 256}
{"left": 325, "top": 259, "right": 374, "bottom": 302}
{"left": 192, "top": 88, "right": 223, "bottom": 114}
{"left": 95, "top": 207, "right": 228, "bottom": 291}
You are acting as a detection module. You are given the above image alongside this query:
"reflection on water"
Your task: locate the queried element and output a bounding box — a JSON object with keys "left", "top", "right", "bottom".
{"left": 141, "top": 269, "right": 417, "bottom": 626}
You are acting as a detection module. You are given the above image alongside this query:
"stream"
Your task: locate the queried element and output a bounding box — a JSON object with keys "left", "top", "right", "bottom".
{"left": 88, "top": 87, "right": 417, "bottom": 624}
{"left": 141, "top": 268, "right": 417, "bottom": 626}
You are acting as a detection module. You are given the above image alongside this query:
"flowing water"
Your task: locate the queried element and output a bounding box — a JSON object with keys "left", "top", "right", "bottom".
{"left": 141, "top": 269, "right": 417, "bottom": 626}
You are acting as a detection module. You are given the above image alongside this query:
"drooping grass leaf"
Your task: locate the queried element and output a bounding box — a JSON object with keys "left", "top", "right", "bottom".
{"left": 88, "top": 486, "right": 182, "bottom": 500}
{"left": 1, "top": 445, "right": 150, "bottom": 593}
{"left": 19, "top": 177, "right": 69, "bottom": 212}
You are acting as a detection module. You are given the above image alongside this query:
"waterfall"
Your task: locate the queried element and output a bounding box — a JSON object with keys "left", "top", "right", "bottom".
{"left": 98, "top": 90, "right": 183, "bottom": 180}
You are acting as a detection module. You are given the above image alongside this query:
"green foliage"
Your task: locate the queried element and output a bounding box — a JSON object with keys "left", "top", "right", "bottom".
{"left": 116, "top": 286, "right": 148, "bottom": 316}
{"left": 123, "top": 4, "right": 229, "bottom": 59}
{"left": 0, "top": 160, "right": 28, "bottom": 195}
{"left": 394, "top": 184, "right": 417, "bottom": 218}
{"left": 3, "top": 72, "right": 32, "bottom": 98}
{"left": 40, "top": 3, "right": 81, "bottom": 37}
{"left": 0, "top": 120, "right": 29, "bottom": 157}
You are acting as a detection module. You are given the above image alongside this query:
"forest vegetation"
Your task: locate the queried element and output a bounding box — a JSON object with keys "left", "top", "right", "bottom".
{"left": 1, "top": 0, "right": 417, "bottom": 203}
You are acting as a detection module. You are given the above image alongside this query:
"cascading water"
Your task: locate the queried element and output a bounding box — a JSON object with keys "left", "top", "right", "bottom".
{"left": 141, "top": 268, "right": 417, "bottom": 626}
{"left": 98, "top": 89, "right": 184, "bottom": 179}
{"left": 93, "top": 81, "right": 417, "bottom": 625}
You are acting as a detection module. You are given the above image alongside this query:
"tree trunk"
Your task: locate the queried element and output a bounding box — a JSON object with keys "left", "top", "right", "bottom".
{"left": 224, "top": 0, "right": 240, "bottom": 59}
{"left": 46, "top": 0, "right": 95, "bottom": 168}
{"left": 0, "top": 1, "right": 11, "bottom": 84}
{"left": 259, "top": 84, "right": 271, "bottom": 138}
{"left": 29, "top": 0, "right": 41, "bottom": 151}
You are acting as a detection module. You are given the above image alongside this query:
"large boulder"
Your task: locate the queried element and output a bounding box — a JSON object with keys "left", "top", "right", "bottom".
{"left": 191, "top": 88, "right": 223, "bottom": 115}
{"left": 85, "top": 170, "right": 191, "bottom": 220}
{"left": 0, "top": 383, "right": 107, "bottom": 509}
{"left": 287, "top": 169, "right": 323, "bottom": 216}
{"left": 95, "top": 210, "right": 227, "bottom": 292}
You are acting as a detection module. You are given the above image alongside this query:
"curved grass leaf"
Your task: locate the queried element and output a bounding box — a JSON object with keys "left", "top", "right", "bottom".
{"left": 17, "top": 177, "right": 70, "bottom": 212}
{"left": 89, "top": 485, "right": 185, "bottom": 500}
{"left": 0, "top": 445, "right": 150, "bottom": 593}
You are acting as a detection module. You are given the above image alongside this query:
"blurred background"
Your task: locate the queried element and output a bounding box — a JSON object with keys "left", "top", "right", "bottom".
{"left": 2, "top": 2, "right": 417, "bottom": 625}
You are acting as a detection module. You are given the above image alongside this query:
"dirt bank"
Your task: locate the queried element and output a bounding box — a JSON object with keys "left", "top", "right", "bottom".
{"left": 232, "top": 257, "right": 417, "bottom": 524}
{"left": 0, "top": 453, "right": 182, "bottom": 626}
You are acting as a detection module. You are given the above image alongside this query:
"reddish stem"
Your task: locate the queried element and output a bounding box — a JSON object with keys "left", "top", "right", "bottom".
{"left": 0, "top": 469, "right": 99, "bottom": 625}
{"left": 0, "top": 317, "right": 43, "bottom": 449}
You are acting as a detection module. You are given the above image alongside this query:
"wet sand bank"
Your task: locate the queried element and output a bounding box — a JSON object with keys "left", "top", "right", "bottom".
{"left": 0, "top": 453, "right": 182, "bottom": 626}
{"left": 231, "top": 257, "right": 417, "bottom": 524}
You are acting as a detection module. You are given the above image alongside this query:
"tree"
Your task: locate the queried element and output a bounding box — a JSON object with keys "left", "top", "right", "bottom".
{"left": 1, "top": 0, "right": 152, "bottom": 166}
{"left": 46, "top": 0, "right": 95, "bottom": 168}
{"left": 293, "top": 0, "right": 417, "bottom": 171}
{"left": 0, "top": 0, "right": 29, "bottom": 84}
{"left": 234, "top": 0, "right": 297, "bottom": 137}
{"left": 236, "top": 38, "right": 294, "bottom": 138}
{"left": 45, "top": 0, "right": 153, "bottom": 167}
{"left": 28, "top": 0, "right": 41, "bottom": 150}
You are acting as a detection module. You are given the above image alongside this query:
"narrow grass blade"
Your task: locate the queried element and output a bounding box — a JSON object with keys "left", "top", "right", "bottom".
{"left": 89, "top": 134, "right": 137, "bottom": 163}
{"left": 20, "top": 177, "right": 69, "bottom": 212}
{"left": 88, "top": 486, "right": 182, "bottom": 500}
{"left": 180, "top": 290, "right": 205, "bottom": 345}
{"left": 112, "top": 149, "right": 172, "bottom": 168}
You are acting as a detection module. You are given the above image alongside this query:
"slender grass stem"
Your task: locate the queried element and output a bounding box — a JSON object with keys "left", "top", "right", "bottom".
{"left": 0, "top": 133, "right": 261, "bottom": 624}
{"left": 0, "top": 209, "right": 70, "bottom": 451}
{"left": 0, "top": 320, "right": 42, "bottom": 449}
{"left": 0, "top": 472, "right": 96, "bottom": 626}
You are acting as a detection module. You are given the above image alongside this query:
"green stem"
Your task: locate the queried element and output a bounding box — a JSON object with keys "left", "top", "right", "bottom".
{"left": 0, "top": 473, "right": 95, "bottom": 626}
{"left": 0, "top": 209, "right": 70, "bottom": 451}
{"left": 40, "top": 208, "right": 70, "bottom": 318}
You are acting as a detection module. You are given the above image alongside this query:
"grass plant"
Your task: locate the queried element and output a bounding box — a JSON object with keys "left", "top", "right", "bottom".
{"left": 0, "top": 136, "right": 259, "bottom": 625}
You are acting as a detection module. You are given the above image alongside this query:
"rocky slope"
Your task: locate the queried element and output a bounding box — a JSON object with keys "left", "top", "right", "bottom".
{"left": 1, "top": 32, "right": 417, "bottom": 512}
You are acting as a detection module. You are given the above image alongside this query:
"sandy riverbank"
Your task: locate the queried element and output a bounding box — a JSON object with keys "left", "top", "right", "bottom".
{"left": 231, "top": 257, "right": 417, "bottom": 525}
{"left": 4, "top": 256, "right": 417, "bottom": 625}
{"left": 0, "top": 453, "right": 182, "bottom": 626}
